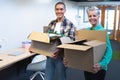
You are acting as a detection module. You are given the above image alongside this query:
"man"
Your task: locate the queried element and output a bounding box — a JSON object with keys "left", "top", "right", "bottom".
{"left": 45, "top": 2, "right": 76, "bottom": 80}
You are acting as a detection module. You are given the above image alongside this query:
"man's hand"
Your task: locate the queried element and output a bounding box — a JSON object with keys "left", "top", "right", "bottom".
{"left": 51, "top": 49, "right": 59, "bottom": 59}
{"left": 28, "top": 46, "right": 33, "bottom": 53}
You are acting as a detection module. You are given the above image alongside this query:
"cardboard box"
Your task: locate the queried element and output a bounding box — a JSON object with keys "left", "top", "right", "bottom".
{"left": 57, "top": 30, "right": 106, "bottom": 72}
{"left": 28, "top": 31, "right": 61, "bottom": 57}
{"left": 75, "top": 30, "right": 106, "bottom": 42}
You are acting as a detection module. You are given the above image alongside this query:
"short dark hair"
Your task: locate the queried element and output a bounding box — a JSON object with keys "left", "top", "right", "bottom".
{"left": 55, "top": 2, "right": 66, "bottom": 9}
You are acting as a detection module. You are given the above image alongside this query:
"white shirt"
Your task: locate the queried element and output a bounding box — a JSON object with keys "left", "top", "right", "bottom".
{"left": 54, "top": 22, "right": 61, "bottom": 34}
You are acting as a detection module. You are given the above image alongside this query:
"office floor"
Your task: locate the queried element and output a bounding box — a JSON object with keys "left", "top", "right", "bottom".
{"left": 0, "top": 65, "right": 84, "bottom": 80}
{"left": 0, "top": 40, "right": 120, "bottom": 80}
{"left": 110, "top": 40, "right": 120, "bottom": 51}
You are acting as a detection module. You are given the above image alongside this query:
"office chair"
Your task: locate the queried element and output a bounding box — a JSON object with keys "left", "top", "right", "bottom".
{"left": 43, "top": 26, "right": 48, "bottom": 33}
{"left": 26, "top": 55, "right": 47, "bottom": 80}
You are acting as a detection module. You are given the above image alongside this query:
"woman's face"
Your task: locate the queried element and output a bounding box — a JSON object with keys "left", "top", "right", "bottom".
{"left": 88, "top": 10, "right": 100, "bottom": 26}
{"left": 55, "top": 4, "right": 66, "bottom": 19}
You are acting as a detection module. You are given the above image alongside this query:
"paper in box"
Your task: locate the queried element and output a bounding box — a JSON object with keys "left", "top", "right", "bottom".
{"left": 57, "top": 30, "right": 106, "bottom": 72}
{"left": 28, "top": 31, "right": 61, "bottom": 57}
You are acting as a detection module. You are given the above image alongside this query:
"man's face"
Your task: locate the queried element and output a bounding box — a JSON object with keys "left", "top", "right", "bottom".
{"left": 88, "top": 10, "right": 100, "bottom": 26}
{"left": 55, "top": 4, "right": 66, "bottom": 19}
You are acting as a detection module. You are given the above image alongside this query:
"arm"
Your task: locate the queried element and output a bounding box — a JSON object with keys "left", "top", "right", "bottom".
{"left": 47, "top": 20, "right": 56, "bottom": 33}
{"left": 99, "top": 34, "right": 112, "bottom": 68}
{"left": 68, "top": 23, "right": 76, "bottom": 41}
{"left": 93, "top": 34, "right": 112, "bottom": 73}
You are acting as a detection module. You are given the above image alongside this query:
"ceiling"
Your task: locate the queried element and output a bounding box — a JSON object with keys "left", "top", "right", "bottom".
{"left": 68, "top": 0, "right": 120, "bottom": 2}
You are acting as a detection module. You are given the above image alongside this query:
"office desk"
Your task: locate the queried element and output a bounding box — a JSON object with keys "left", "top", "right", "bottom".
{"left": 0, "top": 48, "right": 36, "bottom": 70}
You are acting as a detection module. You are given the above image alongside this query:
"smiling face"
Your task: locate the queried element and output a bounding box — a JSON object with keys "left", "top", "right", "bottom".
{"left": 88, "top": 10, "right": 100, "bottom": 27}
{"left": 55, "top": 3, "right": 66, "bottom": 21}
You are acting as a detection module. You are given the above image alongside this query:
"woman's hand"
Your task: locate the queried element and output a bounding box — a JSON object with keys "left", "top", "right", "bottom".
{"left": 63, "top": 57, "right": 68, "bottom": 66}
{"left": 92, "top": 63, "right": 101, "bottom": 73}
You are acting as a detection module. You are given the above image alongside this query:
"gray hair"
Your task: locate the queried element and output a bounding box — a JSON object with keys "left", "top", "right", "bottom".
{"left": 86, "top": 6, "right": 100, "bottom": 15}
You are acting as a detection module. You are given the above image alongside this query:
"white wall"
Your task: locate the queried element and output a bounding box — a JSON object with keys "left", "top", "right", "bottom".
{"left": 0, "top": 0, "right": 82, "bottom": 52}
{"left": 0, "top": 0, "right": 62, "bottom": 52}
{"left": 64, "top": 1, "right": 91, "bottom": 30}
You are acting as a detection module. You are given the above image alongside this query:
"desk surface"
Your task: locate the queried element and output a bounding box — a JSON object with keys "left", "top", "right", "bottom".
{"left": 0, "top": 48, "right": 35, "bottom": 70}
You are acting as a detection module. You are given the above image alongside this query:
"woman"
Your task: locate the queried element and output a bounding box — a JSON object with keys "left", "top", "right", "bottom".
{"left": 84, "top": 6, "right": 112, "bottom": 80}
{"left": 64, "top": 6, "right": 112, "bottom": 80}
{"left": 45, "top": 2, "right": 76, "bottom": 80}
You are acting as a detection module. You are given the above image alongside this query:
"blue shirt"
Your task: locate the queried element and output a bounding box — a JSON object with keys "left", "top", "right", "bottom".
{"left": 86, "top": 24, "right": 112, "bottom": 70}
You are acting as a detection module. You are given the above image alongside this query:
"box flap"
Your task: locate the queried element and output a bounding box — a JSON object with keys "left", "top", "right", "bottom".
{"left": 30, "top": 41, "right": 57, "bottom": 57}
{"left": 60, "top": 37, "right": 73, "bottom": 44}
{"left": 71, "top": 39, "right": 87, "bottom": 45}
{"left": 28, "top": 31, "right": 50, "bottom": 43}
{"left": 57, "top": 44, "right": 92, "bottom": 51}
{"left": 76, "top": 30, "right": 106, "bottom": 42}
{"left": 83, "top": 40, "right": 106, "bottom": 47}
